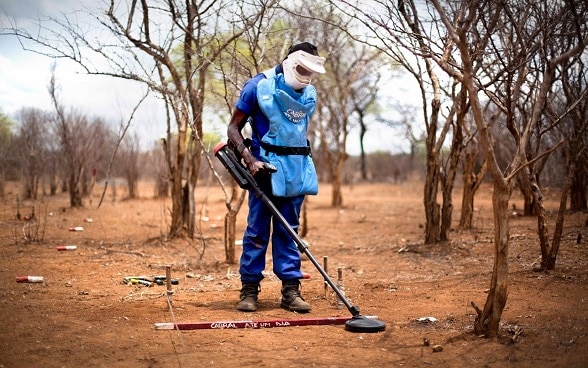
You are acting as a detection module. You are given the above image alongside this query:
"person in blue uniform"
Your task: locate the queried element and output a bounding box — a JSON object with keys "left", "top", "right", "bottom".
{"left": 227, "top": 42, "right": 326, "bottom": 312}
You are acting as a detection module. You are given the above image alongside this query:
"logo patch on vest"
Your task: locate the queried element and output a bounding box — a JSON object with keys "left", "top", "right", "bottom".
{"left": 283, "top": 109, "right": 307, "bottom": 123}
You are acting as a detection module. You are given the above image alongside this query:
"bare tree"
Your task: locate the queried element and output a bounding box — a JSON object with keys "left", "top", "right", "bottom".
{"left": 202, "top": 4, "right": 285, "bottom": 263}
{"left": 5, "top": 0, "right": 276, "bottom": 237}
{"left": 425, "top": 0, "right": 587, "bottom": 337}
{"left": 282, "top": 1, "right": 387, "bottom": 206}
{"left": 0, "top": 111, "right": 15, "bottom": 198}
{"left": 347, "top": 54, "right": 385, "bottom": 181}
{"left": 439, "top": 85, "right": 466, "bottom": 241}
{"left": 459, "top": 117, "right": 487, "bottom": 229}
{"left": 13, "top": 108, "right": 50, "bottom": 200}
{"left": 332, "top": 0, "right": 464, "bottom": 242}
{"left": 145, "top": 140, "right": 169, "bottom": 198}
{"left": 560, "top": 57, "right": 588, "bottom": 212}
{"left": 117, "top": 132, "right": 141, "bottom": 199}
{"left": 48, "top": 71, "right": 110, "bottom": 207}
{"left": 315, "top": 42, "right": 384, "bottom": 206}
{"left": 333, "top": 0, "right": 586, "bottom": 338}
{"left": 379, "top": 104, "right": 424, "bottom": 176}
{"left": 533, "top": 76, "right": 588, "bottom": 270}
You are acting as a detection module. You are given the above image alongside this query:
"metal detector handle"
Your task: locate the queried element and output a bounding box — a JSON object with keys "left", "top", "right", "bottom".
{"left": 262, "top": 162, "right": 277, "bottom": 173}
{"left": 214, "top": 142, "right": 276, "bottom": 190}
{"left": 214, "top": 143, "right": 251, "bottom": 189}
{"left": 226, "top": 139, "right": 277, "bottom": 174}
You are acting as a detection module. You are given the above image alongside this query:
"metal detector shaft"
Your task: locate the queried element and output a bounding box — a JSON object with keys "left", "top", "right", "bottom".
{"left": 252, "top": 194, "right": 359, "bottom": 316}
{"left": 256, "top": 192, "right": 359, "bottom": 316}
{"left": 214, "top": 143, "right": 359, "bottom": 317}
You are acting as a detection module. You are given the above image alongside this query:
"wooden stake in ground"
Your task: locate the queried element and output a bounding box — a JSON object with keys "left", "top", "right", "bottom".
{"left": 165, "top": 265, "right": 173, "bottom": 302}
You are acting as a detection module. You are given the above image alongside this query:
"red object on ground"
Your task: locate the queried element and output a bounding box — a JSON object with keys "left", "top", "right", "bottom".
{"left": 56, "top": 245, "right": 77, "bottom": 251}
{"left": 16, "top": 276, "right": 44, "bottom": 283}
{"left": 154, "top": 315, "right": 380, "bottom": 330}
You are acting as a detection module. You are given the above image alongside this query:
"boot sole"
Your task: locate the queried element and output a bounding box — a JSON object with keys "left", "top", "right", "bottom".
{"left": 237, "top": 302, "right": 257, "bottom": 312}
{"left": 237, "top": 303, "right": 258, "bottom": 312}
{"left": 237, "top": 307, "right": 257, "bottom": 312}
{"left": 280, "top": 303, "right": 311, "bottom": 313}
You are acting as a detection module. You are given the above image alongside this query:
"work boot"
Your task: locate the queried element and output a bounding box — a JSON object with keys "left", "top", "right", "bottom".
{"left": 237, "top": 283, "right": 260, "bottom": 312}
{"left": 281, "top": 280, "right": 311, "bottom": 313}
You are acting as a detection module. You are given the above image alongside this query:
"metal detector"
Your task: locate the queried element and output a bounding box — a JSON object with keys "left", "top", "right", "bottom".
{"left": 214, "top": 142, "right": 386, "bottom": 333}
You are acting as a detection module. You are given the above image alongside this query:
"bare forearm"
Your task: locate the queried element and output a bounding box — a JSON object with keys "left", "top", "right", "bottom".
{"left": 227, "top": 109, "right": 262, "bottom": 172}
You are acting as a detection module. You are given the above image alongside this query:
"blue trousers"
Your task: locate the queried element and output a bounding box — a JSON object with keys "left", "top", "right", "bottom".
{"left": 239, "top": 175, "right": 305, "bottom": 284}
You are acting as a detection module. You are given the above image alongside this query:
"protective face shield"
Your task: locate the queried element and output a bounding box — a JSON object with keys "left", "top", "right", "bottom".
{"left": 282, "top": 50, "right": 326, "bottom": 90}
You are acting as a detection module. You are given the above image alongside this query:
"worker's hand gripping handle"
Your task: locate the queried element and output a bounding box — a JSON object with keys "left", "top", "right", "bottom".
{"left": 213, "top": 142, "right": 277, "bottom": 190}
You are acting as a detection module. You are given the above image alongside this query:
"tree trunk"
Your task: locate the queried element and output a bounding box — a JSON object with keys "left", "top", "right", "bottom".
{"left": 155, "top": 174, "right": 169, "bottom": 198}
{"left": 460, "top": 152, "right": 486, "bottom": 229}
{"left": 331, "top": 153, "right": 347, "bottom": 207}
{"left": 224, "top": 211, "right": 238, "bottom": 264}
{"left": 473, "top": 179, "right": 512, "bottom": 337}
{"left": 331, "top": 174, "right": 343, "bottom": 207}
{"left": 440, "top": 194, "right": 453, "bottom": 242}
{"left": 183, "top": 65, "right": 207, "bottom": 238}
{"left": 460, "top": 149, "right": 476, "bottom": 229}
{"left": 69, "top": 171, "right": 83, "bottom": 207}
{"left": 531, "top": 181, "right": 550, "bottom": 268}
{"left": 183, "top": 138, "right": 202, "bottom": 238}
{"left": 570, "top": 166, "right": 587, "bottom": 211}
{"left": 224, "top": 180, "right": 246, "bottom": 264}
{"left": 517, "top": 170, "right": 536, "bottom": 216}
{"left": 50, "top": 174, "right": 58, "bottom": 196}
{"left": 169, "top": 122, "right": 187, "bottom": 237}
{"left": 299, "top": 200, "right": 308, "bottom": 238}
{"left": 460, "top": 184, "right": 475, "bottom": 229}
{"left": 126, "top": 168, "right": 136, "bottom": 199}
{"left": 441, "top": 151, "right": 457, "bottom": 241}
{"left": 424, "top": 153, "right": 441, "bottom": 243}
{"left": 423, "top": 89, "right": 442, "bottom": 244}
{"left": 539, "top": 150, "right": 575, "bottom": 270}
{"left": 359, "top": 119, "right": 367, "bottom": 181}
{"left": 546, "top": 184, "right": 569, "bottom": 270}
{"left": 440, "top": 116, "right": 463, "bottom": 241}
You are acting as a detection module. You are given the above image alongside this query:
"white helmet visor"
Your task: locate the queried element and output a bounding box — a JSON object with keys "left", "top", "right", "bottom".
{"left": 284, "top": 50, "right": 326, "bottom": 86}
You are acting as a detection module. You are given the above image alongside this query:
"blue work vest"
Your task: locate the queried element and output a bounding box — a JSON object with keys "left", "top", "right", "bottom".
{"left": 256, "top": 74, "right": 319, "bottom": 197}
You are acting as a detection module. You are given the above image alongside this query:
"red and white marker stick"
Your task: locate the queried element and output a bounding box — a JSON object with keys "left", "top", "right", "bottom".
{"left": 16, "top": 276, "right": 44, "bottom": 283}
{"left": 56, "top": 245, "right": 77, "bottom": 251}
{"left": 68, "top": 227, "right": 84, "bottom": 231}
{"left": 154, "top": 315, "right": 379, "bottom": 330}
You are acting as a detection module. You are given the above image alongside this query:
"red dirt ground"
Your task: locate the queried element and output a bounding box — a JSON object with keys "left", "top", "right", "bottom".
{"left": 1, "top": 180, "right": 587, "bottom": 367}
